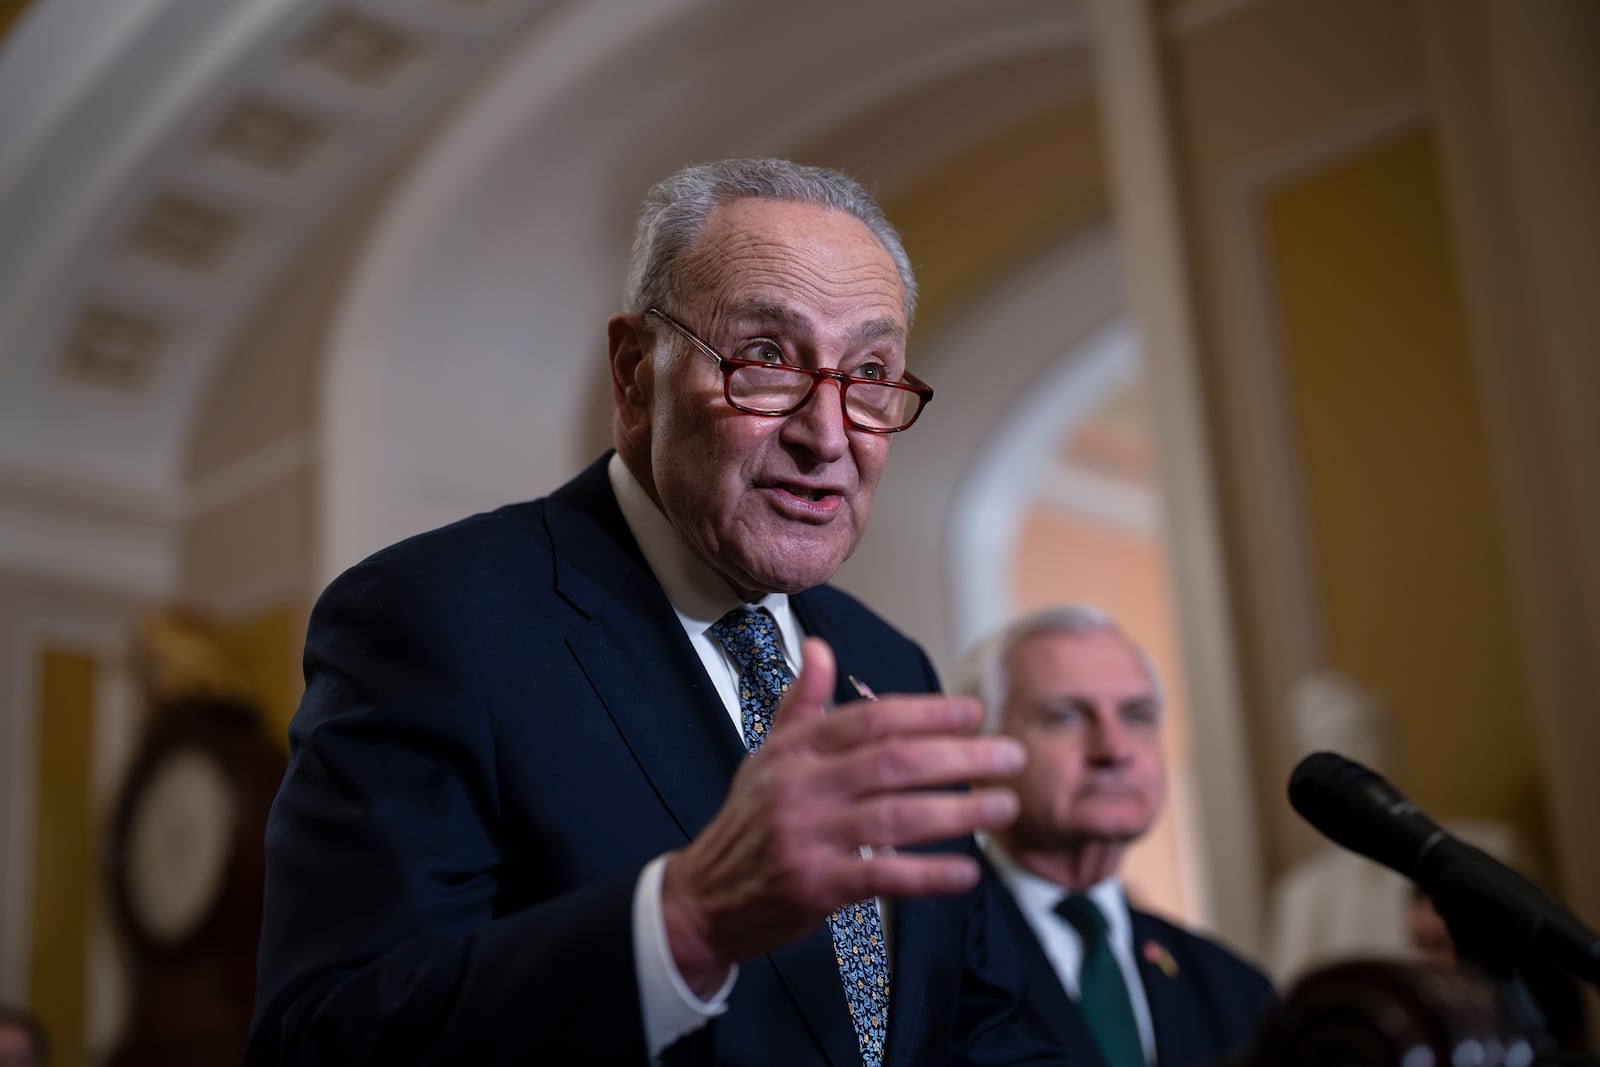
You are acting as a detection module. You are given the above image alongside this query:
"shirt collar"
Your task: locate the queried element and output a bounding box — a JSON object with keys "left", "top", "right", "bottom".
{"left": 981, "top": 836, "right": 1132, "bottom": 949}
{"left": 606, "top": 452, "right": 793, "bottom": 638}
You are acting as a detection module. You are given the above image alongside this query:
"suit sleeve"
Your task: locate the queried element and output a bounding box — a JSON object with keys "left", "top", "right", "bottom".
{"left": 248, "top": 559, "right": 650, "bottom": 1065}
{"left": 908, "top": 645, "right": 1069, "bottom": 1067}
{"left": 949, "top": 857, "right": 1073, "bottom": 1066}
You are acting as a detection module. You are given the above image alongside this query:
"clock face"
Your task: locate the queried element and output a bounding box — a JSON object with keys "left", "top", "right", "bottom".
{"left": 124, "top": 746, "right": 236, "bottom": 946}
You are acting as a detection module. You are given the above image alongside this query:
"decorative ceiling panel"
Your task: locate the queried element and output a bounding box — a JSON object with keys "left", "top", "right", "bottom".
{"left": 208, "top": 96, "right": 328, "bottom": 175}
{"left": 297, "top": 9, "right": 421, "bottom": 87}
{"left": 127, "top": 194, "right": 242, "bottom": 273}
{"left": 60, "top": 304, "right": 170, "bottom": 391}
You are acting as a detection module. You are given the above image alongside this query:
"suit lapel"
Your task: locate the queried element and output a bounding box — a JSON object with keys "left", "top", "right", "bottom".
{"left": 980, "top": 856, "right": 1105, "bottom": 1064}
{"left": 546, "top": 458, "right": 745, "bottom": 841}
{"left": 548, "top": 463, "right": 859, "bottom": 1066}
{"left": 791, "top": 591, "right": 881, "bottom": 711}
{"left": 564, "top": 575, "right": 748, "bottom": 840}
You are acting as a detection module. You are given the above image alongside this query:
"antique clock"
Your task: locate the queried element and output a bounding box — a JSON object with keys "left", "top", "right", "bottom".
{"left": 106, "top": 695, "right": 286, "bottom": 1066}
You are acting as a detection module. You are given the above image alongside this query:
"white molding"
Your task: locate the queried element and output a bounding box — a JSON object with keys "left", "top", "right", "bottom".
{"left": 756, "top": 7, "right": 1090, "bottom": 163}
{"left": 948, "top": 320, "right": 1141, "bottom": 655}
{"left": 0, "top": 0, "right": 179, "bottom": 210}
{"left": 0, "top": 428, "right": 313, "bottom": 523}
{"left": 86, "top": 643, "right": 137, "bottom": 1058}
{"left": 188, "top": 560, "right": 313, "bottom": 621}
{"left": 1035, "top": 462, "right": 1160, "bottom": 535}
{"left": 0, "top": 430, "right": 314, "bottom": 601}
{"left": 1084, "top": 0, "right": 1256, "bottom": 947}
{"left": 0, "top": 459, "right": 183, "bottom": 525}
{"left": 0, "top": 484, "right": 179, "bottom": 601}
{"left": 184, "top": 431, "right": 314, "bottom": 520}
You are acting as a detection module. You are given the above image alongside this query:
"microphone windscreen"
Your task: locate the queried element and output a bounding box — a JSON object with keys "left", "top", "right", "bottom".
{"left": 1288, "top": 751, "right": 1442, "bottom": 877}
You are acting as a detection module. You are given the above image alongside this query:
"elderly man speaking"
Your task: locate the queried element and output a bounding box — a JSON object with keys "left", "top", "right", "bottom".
{"left": 249, "top": 159, "right": 1062, "bottom": 1067}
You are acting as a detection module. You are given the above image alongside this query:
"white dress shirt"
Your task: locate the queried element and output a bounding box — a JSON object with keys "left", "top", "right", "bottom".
{"left": 608, "top": 455, "right": 805, "bottom": 1057}
{"left": 981, "top": 836, "right": 1158, "bottom": 1065}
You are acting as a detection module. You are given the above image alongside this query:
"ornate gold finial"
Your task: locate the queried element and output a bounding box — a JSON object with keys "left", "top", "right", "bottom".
{"left": 131, "top": 610, "right": 249, "bottom": 707}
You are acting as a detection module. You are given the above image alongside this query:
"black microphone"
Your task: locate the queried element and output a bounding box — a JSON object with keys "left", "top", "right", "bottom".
{"left": 1289, "top": 750, "right": 1600, "bottom": 988}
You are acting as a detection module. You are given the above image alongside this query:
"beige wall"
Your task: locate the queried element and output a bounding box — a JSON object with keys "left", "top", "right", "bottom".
{"left": 1415, "top": 0, "right": 1600, "bottom": 953}
{"left": 0, "top": 0, "right": 36, "bottom": 42}
{"left": 1166, "top": 0, "right": 1435, "bottom": 871}
{"left": 1266, "top": 129, "right": 1537, "bottom": 833}
{"left": 1156, "top": 0, "right": 1600, "bottom": 938}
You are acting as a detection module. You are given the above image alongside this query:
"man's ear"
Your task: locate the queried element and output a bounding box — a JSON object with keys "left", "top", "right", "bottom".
{"left": 608, "top": 312, "right": 653, "bottom": 441}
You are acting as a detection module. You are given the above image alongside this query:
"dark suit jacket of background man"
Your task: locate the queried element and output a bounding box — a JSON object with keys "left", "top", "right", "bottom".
{"left": 986, "top": 859, "right": 1275, "bottom": 1067}
{"left": 249, "top": 453, "right": 1061, "bottom": 1067}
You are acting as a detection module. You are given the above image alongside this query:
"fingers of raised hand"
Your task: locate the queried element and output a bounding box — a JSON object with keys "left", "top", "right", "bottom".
{"left": 829, "top": 850, "right": 983, "bottom": 901}
{"left": 823, "top": 733, "right": 1025, "bottom": 794}
{"left": 803, "top": 694, "right": 989, "bottom": 754}
{"left": 834, "top": 787, "right": 1020, "bottom": 852}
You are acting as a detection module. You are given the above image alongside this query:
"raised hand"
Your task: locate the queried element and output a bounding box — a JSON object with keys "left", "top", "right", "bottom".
{"left": 661, "top": 636, "right": 1024, "bottom": 994}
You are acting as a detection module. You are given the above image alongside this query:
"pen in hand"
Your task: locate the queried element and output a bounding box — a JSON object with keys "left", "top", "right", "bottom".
{"left": 848, "top": 675, "right": 878, "bottom": 702}
{"left": 846, "top": 675, "right": 889, "bottom": 858}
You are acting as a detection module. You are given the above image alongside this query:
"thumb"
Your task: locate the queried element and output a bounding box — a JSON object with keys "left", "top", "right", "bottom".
{"left": 772, "top": 636, "right": 836, "bottom": 731}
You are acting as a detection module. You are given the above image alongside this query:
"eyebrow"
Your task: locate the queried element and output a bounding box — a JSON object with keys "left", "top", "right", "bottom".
{"left": 723, "top": 301, "right": 906, "bottom": 348}
{"left": 1033, "top": 694, "right": 1161, "bottom": 714}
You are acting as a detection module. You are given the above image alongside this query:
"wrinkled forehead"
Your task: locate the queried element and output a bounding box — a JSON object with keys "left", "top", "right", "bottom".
{"left": 1005, "top": 629, "right": 1161, "bottom": 704}
{"left": 673, "top": 198, "right": 909, "bottom": 325}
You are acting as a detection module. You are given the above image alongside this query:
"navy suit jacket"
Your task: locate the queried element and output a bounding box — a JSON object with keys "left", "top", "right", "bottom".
{"left": 987, "top": 860, "right": 1274, "bottom": 1067}
{"left": 249, "top": 455, "right": 1061, "bottom": 1066}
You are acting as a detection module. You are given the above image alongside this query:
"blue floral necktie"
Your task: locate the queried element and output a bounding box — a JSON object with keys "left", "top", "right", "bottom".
{"left": 1056, "top": 894, "right": 1143, "bottom": 1067}
{"left": 710, "top": 607, "right": 890, "bottom": 1067}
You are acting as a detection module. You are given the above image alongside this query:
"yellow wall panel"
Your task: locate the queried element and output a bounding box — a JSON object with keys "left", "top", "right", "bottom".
{"left": 1267, "top": 131, "right": 1538, "bottom": 832}
{"left": 29, "top": 647, "right": 96, "bottom": 1067}
{"left": 215, "top": 605, "right": 303, "bottom": 748}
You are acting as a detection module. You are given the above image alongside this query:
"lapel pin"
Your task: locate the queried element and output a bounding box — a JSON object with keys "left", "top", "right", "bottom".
{"left": 1143, "top": 940, "right": 1179, "bottom": 979}
{"left": 848, "top": 675, "right": 879, "bottom": 701}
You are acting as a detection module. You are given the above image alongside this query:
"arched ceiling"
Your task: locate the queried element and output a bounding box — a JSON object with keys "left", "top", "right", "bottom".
{"left": 0, "top": 0, "right": 572, "bottom": 499}
{"left": 0, "top": 0, "right": 1094, "bottom": 591}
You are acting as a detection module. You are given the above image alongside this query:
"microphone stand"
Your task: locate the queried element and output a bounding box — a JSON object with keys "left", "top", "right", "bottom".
{"left": 1438, "top": 894, "right": 1600, "bottom": 1065}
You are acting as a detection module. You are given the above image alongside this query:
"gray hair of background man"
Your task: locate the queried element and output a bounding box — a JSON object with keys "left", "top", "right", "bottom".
{"left": 953, "top": 604, "right": 1167, "bottom": 735}
{"left": 622, "top": 157, "right": 919, "bottom": 325}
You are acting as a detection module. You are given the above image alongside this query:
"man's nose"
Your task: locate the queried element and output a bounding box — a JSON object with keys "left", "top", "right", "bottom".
{"left": 1086, "top": 718, "right": 1130, "bottom": 765}
{"left": 780, "top": 376, "right": 850, "bottom": 461}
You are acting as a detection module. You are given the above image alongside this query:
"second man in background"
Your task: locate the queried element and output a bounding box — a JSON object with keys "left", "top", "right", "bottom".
{"left": 960, "top": 605, "right": 1275, "bottom": 1067}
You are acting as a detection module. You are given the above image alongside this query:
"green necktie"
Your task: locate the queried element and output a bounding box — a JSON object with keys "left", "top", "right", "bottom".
{"left": 1056, "top": 894, "right": 1144, "bottom": 1067}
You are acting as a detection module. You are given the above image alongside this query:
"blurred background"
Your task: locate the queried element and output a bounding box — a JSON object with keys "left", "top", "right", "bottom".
{"left": 0, "top": 0, "right": 1595, "bottom": 1062}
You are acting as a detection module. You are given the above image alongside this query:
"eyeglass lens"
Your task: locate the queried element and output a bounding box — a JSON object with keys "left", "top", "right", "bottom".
{"left": 727, "top": 364, "right": 915, "bottom": 431}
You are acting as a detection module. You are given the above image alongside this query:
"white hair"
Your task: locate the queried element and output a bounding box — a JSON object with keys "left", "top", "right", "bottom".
{"left": 622, "top": 157, "right": 917, "bottom": 325}
{"left": 952, "top": 604, "right": 1165, "bottom": 734}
